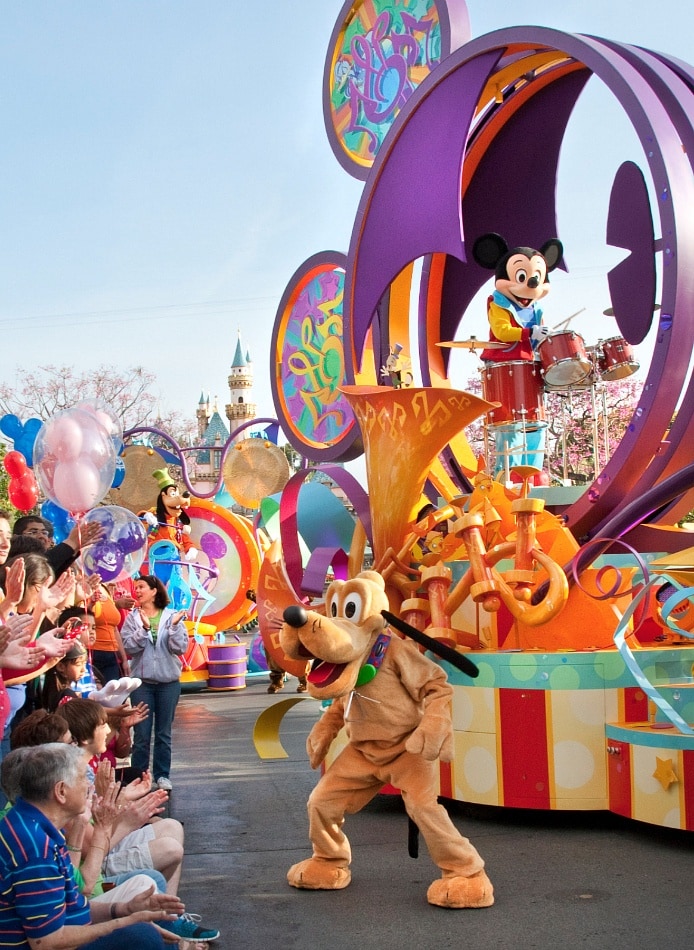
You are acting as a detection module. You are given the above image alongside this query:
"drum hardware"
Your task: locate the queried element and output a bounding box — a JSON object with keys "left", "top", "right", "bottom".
{"left": 437, "top": 338, "right": 508, "bottom": 350}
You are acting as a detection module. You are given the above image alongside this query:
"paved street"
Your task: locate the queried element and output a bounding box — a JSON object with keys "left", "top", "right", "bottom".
{"left": 169, "top": 675, "right": 692, "bottom": 950}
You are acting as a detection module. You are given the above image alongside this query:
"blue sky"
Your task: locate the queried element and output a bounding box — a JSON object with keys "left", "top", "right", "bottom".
{"left": 1, "top": 0, "right": 692, "bottom": 434}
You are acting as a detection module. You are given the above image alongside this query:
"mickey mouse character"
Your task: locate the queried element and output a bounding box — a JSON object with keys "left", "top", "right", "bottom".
{"left": 473, "top": 233, "right": 564, "bottom": 363}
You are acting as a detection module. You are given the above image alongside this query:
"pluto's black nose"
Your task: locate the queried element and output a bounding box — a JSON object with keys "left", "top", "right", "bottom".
{"left": 283, "top": 605, "right": 308, "bottom": 628}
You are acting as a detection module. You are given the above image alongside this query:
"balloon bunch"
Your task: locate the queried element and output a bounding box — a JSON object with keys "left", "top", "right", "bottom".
{"left": 33, "top": 407, "right": 117, "bottom": 516}
{"left": 0, "top": 414, "right": 42, "bottom": 465}
{"left": 2, "top": 450, "right": 39, "bottom": 512}
{"left": 80, "top": 505, "right": 147, "bottom": 582}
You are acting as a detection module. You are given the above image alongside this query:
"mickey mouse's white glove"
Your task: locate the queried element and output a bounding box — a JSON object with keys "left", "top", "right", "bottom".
{"left": 531, "top": 325, "right": 550, "bottom": 342}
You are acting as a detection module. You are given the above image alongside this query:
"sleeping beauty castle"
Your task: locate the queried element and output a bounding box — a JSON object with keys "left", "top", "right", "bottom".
{"left": 192, "top": 331, "right": 256, "bottom": 489}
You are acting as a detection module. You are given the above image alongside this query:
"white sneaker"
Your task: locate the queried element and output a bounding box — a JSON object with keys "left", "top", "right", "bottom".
{"left": 156, "top": 777, "right": 173, "bottom": 791}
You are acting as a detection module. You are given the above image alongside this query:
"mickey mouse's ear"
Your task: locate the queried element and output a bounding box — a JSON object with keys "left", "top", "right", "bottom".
{"left": 472, "top": 233, "right": 508, "bottom": 269}
{"left": 540, "top": 239, "right": 564, "bottom": 272}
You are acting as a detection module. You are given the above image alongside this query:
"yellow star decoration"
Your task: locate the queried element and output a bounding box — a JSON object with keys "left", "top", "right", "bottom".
{"left": 653, "top": 756, "right": 678, "bottom": 791}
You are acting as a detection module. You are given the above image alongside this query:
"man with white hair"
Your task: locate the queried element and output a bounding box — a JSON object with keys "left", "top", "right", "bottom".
{"left": 0, "top": 743, "right": 183, "bottom": 948}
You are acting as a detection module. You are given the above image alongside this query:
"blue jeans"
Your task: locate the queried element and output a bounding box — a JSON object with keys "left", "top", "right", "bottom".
{"left": 91, "top": 650, "right": 122, "bottom": 684}
{"left": 83, "top": 921, "right": 166, "bottom": 948}
{"left": 130, "top": 680, "right": 181, "bottom": 781}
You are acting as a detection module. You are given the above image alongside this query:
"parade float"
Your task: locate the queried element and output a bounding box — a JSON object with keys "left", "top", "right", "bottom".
{"left": 259, "top": 0, "right": 694, "bottom": 832}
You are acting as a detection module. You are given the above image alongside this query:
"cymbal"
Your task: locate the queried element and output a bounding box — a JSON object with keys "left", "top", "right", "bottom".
{"left": 437, "top": 338, "right": 508, "bottom": 350}
{"left": 603, "top": 303, "right": 660, "bottom": 316}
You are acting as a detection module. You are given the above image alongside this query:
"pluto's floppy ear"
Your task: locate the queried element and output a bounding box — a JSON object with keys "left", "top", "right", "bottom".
{"left": 382, "top": 610, "right": 479, "bottom": 679}
{"left": 540, "top": 238, "right": 564, "bottom": 272}
{"left": 472, "top": 233, "right": 509, "bottom": 270}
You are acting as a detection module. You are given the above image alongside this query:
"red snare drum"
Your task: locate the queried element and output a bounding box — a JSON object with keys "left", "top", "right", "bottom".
{"left": 538, "top": 330, "right": 592, "bottom": 387}
{"left": 544, "top": 346, "right": 597, "bottom": 392}
{"left": 480, "top": 361, "right": 545, "bottom": 426}
{"left": 597, "top": 336, "right": 639, "bottom": 381}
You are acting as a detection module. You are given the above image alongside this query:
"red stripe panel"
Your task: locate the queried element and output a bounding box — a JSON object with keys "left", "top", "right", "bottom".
{"left": 607, "top": 741, "right": 632, "bottom": 818}
{"left": 498, "top": 689, "right": 550, "bottom": 809}
{"left": 682, "top": 750, "right": 694, "bottom": 831}
{"left": 623, "top": 687, "right": 648, "bottom": 723}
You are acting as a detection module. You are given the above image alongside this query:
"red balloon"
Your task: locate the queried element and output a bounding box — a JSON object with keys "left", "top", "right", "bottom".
{"left": 9, "top": 477, "right": 39, "bottom": 512}
{"left": 3, "top": 450, "right": 27, "bottom": 478}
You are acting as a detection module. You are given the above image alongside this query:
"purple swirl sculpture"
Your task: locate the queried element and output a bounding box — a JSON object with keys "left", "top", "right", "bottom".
{"left": 343, "top": 26, "right": 694, "bottom": 543}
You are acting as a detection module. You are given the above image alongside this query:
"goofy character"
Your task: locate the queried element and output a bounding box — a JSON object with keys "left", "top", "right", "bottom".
{"left": 142, "top": 468, "right": 198, "bottom": 563}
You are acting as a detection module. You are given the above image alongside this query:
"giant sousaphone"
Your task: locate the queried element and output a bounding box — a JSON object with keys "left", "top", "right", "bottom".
{"left": 339, "top": 386, "right": 496, "bottom": 566}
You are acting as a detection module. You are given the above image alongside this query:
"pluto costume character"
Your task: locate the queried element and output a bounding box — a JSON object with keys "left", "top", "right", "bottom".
{"left": 279, "top": 571, "right": 493, "bottom": 909}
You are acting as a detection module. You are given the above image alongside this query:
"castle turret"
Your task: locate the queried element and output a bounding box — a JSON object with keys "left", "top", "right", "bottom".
{"left": 225, "top": 330, "right": 256, "bottom": 431}
{"left": 196, "top": 391, "right": 211, "bottom": 440}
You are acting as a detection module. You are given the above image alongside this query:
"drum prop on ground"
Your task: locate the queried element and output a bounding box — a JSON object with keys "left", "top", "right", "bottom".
{"left": 207, "top": 639, "right": 247, "bottom": 691}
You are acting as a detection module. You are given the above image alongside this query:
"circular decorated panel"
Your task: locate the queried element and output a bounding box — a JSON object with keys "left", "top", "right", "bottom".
{"left": 271, "top": 252, "right": 363, "bottom": 462}
{"left": 186, "top": 498, "right": 262, "bottom": 631}
{"left": 323, "top": 0, "right": 469, "bottom": 178}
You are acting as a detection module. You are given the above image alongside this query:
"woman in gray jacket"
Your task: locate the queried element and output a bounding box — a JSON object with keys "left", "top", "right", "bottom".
{"left": 121, "top": 575, "right": 188, "bottom": 791}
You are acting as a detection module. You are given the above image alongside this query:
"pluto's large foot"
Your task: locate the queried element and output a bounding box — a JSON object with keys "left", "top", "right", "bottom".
{"left": 427, "top": 870, "right": 494, "bottom": 908}
{"left": 287, "top": 858, "right": 351, "bottom": 891}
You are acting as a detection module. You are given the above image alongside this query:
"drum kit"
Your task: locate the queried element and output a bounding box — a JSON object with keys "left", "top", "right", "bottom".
{"left": 438, "top": 320, "right": 640, "bottom": 481}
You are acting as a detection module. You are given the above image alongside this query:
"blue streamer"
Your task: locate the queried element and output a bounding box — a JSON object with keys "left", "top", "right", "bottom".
{"left": 613, "top": 576, "right": 694, "bottom": 735}
{"left": 657, "top": 579, "right": 694, "bottom": 639}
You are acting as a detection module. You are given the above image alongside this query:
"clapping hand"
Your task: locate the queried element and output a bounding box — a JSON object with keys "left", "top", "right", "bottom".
{"left": 0, "top": 616, "right": 47, "bottom": 668}
{"left": 35, "top": 628, "right": 72, "bottom": 659}
{"left": 92, "top": 779, "right": 123, "bottom": 835}
{"left": 122, "top": 884, "right": 184, "bottom": 937}
{"left": 121, "top": 768, "right": 153, "bottom": 802}
{"left": 37, "top": 572, "right": 76, "bottom": 612}
{"left": 115, "top": 788, "right": 168, "bottom": 834}
{"left": 2, "top": 559, "right": 26, "bottom": 610}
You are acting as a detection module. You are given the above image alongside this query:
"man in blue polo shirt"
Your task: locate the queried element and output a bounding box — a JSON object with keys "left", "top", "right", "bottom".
{"left": 0, "top": 743, "right": 181, "bottom": 948}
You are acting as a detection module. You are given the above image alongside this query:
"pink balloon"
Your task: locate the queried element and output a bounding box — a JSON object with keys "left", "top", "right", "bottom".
{"left": 43, "top": 412, "right": 85, "bottom": 462}
{"left": 79, "top": 419, "right": 115, "bottom": 468}
{"left": 52, "top": 458, "right": 103, "bottom": 514}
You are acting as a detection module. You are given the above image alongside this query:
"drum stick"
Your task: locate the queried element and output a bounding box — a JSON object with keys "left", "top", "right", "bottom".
{"left": 552, "top": 307, "right": 586, "bottom": 332}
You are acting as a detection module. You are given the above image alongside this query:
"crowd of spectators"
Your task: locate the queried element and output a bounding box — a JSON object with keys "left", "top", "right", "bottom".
{"left": 0, "top": 510, "right": 220, "bottom": 948}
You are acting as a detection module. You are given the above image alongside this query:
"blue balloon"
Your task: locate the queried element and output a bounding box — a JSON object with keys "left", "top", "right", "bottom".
{"left": 24, "top": 417, "right": 42, "bottom": 435}
{"left": 112, "top": 456, "right": 126, "bottom": 488}
{"left": 14, "top": 435, "right": 34, "bottom": 466}
{"left": 0, "top": 414, "right": 22, "bottom": 440}
{"left": 40, "top": 499, "right": 75, "bottom": 545}
{"left": 16, "top": 417, "right": 42, "bottom": 466}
